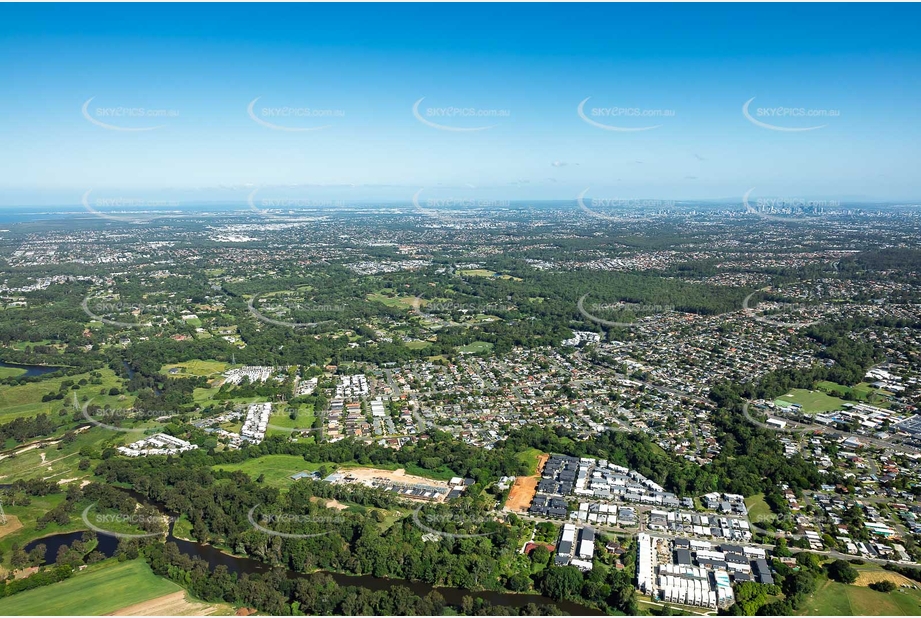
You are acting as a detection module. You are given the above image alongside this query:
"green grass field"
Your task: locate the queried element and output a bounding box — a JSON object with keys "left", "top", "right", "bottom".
{"left": 212, "top": 455, "right": 330, "bottom": 487}
{"left": 161, "top": 359, "right": 229, "bottom": 377}
{"left": 0, "top": 494, "right": 85, "bottom": 561}
{"left": 797, "top": 579, "right": 921, "bottom": 616}
{"left": 405, "top": 340, "right": 432, "bottom": 350}
{"left": 457, "top": 341, "right": 493, "bottom": 354}
{"left": 744, "top": 493, "right": 775, "bottom": 524}
{"left": 367, "top": 292, "right": 420, "bottom": 310}
{"left": 458, "top": 269, "right": 522, "bottom": 281}
{"left": 816, "top": 380, "right": 891, "bottom": 405}
{"left": 0, "top": 368, "right": 130, "bottom": 423}
{"left": 266, "top": 404, "right": 317, "bottom": 437}
{"left": 775, "top": 388, "right": 846, "bottom": 413}
{"left": 0, "top": 366, "right": 27, "bottom": 379}
{"left": 515, "top": 448, "right": 545, "bottom": 475}
{"left": 0, "top": 426, "right": 129, "bottom": 486}
{"left": 0, "top": 559, "right": 181, "bottom": 616}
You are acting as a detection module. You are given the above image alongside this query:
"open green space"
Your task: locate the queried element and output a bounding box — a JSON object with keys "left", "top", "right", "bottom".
{"left": 0, "top": 559, "right": 182, "bottom": 616}
{"left": 266, "top": 404, "right": 317, "bottom": 437}
{"left": 775, "top": 388, "right": 847, "bottom": 414}
{"left": 744, "top": 493, "right": 775, "bottom": 524}
{"left": 212, "top": 455, "right": 459, "bottom": 487}
{"left": 367, "top": 291, "right": 420, "bottom": 310}
{"left": 0, "top": 368, "right": 130, "bottom": 423}
{"left": 212, "top": 455, "right": 331, "bottom": 488}
{"left": 796, "top": 578, "right": 921, "bottom": 616}
{"left": 0, "top": 427, "right": 129, "bottom": 486}
{"left": 515, "top": 448, "right": 545, "bottom": 475}
{"left": 816, "top": 380, "right": 891, "bottom": 405}
{"left": 457, "top": 341, "right": 493, "bottom": 355}
{"left": 0, "top": 494, "right": 86, "bottom": 560}
{"left": 0, "top": 366, "right": 27, "bottom": 379}
{"left": 160, "top": 359, "right": 229, "bottom": 377}
{"left": 458, "top": 269, "right": 522, "bottom": 281}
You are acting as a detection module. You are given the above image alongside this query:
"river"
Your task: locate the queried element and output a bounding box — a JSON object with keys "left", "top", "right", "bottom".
{"left": 23, "top": 491, "right": 601, "bottom": 615}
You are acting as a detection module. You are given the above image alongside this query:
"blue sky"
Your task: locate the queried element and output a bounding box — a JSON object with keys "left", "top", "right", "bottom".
{"left": 1, "top": 3, "right": 920, "bottom": 206}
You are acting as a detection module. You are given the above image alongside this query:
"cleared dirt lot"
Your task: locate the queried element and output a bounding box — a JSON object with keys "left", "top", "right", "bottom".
{"left": 504, "top": 453, "right": 548, "bottom": 512}
{"left": 107, "top": 591, "right": 227, "bottom": 616}
{"left": 341, "top": 467, "right": 450, "bottom": 488}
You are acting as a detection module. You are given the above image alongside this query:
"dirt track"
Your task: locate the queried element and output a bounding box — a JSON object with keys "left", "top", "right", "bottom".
{"left": 107, "top": 591, "right": 224, "bottom": 616}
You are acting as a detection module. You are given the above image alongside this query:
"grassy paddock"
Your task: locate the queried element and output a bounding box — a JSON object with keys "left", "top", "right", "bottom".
{"left": 0, "top": 368, "right": 130, "bottom": 423}
{"left": 0, "top": 559, "right": 181, "bottom": 616}
{"left": 212, "top": 455, "right": 330, "bottom": 487}
{"left": 796, "top": 578, "right": 921, "bottom": 616}
{"left": 160, "top": 359, "right": 229, "bottom": 377}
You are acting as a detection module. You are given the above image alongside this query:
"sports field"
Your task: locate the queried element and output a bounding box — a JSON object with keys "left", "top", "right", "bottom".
{"left": 775, "top": 388, "right": 846, "bottom": 413}
{"left": 0, "top": 560, "right": 182, "bottom": 616}
{"left": 457, "top": 341, "right": 493, "bottom": 354}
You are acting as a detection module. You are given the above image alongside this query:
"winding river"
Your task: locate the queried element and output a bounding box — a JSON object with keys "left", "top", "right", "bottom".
{"left": 24, "top": 491, "right": 601, "bottom": 615}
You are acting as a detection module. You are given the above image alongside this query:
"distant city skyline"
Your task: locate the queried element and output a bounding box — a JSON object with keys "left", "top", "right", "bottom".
{"left": 2, "top": 3, "right": 921, "bottom": 206}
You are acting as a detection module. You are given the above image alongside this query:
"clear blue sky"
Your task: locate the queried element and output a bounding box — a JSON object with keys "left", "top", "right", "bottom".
{"left": 1, "top": 3, "right": 920, "bottom": 206}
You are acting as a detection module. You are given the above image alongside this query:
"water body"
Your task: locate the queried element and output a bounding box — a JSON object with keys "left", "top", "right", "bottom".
{"left": 25, "top": 490, "right": 601, "bottom": 615}
{"left": 0, "top": 361, "right": 62, "bottom": 378}
{"left": 24, "top": 530, "right": 119, "bottom": 562}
